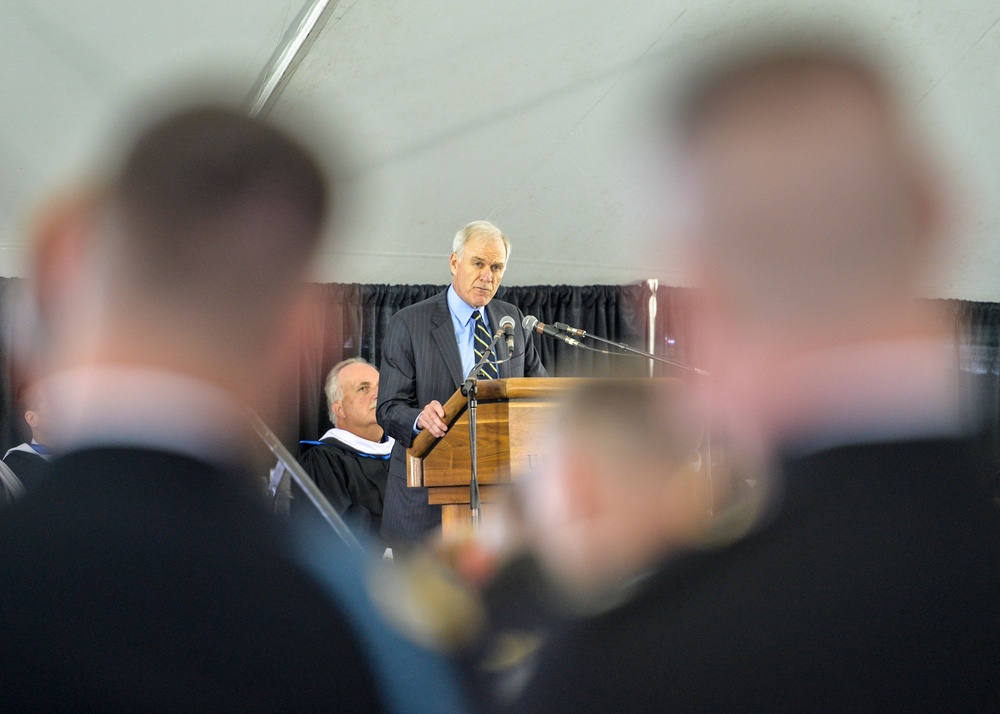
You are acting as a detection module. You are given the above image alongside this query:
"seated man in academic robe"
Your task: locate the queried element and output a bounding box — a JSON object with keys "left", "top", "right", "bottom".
{"left": 1, "top": 383, "right": 53, "bottom": 500}
{"left": 296, "top": 358, "right": 394, "bottom": 545}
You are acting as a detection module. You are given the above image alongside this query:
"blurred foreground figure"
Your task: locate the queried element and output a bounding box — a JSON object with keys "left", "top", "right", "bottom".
{"left": 0, "top": 106, "right": 461, "bottom": 711}
{"left": 504, "top": 38, "right": 1000, "bottom": 712}
{"left": 523, "top": 381, "right": 709, "bottom": 598}
{"left": 471, "top": 381, "right": 712, "bottom": 707}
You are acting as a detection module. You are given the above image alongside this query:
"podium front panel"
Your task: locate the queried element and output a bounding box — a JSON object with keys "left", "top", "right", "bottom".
{"left": 420, "top": 401, "right": 510, "bottom": 487}
{"left": 506, "top": 400, "right": 559, "bottom": 478}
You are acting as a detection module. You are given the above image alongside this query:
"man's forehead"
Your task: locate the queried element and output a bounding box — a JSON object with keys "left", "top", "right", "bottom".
{"left": 340, "top": 363, "right": 378, "bottom": 385}
{"left": 466, "top": 234, "right": 506, "bottom": 259}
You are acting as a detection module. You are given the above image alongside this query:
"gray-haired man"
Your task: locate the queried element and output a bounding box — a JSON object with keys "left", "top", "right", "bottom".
{"left": 377, "top": 220, "right": 547, "bottom": 546}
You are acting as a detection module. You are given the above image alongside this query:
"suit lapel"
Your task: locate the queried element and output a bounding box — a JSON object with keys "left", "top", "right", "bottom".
{"left": 430, "top": 292, "right": 466, "bottom": 387}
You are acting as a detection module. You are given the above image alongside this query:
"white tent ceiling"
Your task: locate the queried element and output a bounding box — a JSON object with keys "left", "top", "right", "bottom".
{"left": 3, "top": 1, "right": 999, "bottom": 299}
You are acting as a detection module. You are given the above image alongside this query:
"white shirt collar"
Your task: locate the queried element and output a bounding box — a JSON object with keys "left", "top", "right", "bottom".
{"left": 447, "top": 284, "right": 490, "bottom": 328}
{"left": 318, "top": 427, "right": 395, "bottom": 456}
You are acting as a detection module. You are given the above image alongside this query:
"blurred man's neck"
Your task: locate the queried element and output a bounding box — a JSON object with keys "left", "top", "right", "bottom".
{"left": 720, "top": 334, "right": 961, "bottom": 456}
{"left": 40, "top": 366, "right": 257, "bottom": 466}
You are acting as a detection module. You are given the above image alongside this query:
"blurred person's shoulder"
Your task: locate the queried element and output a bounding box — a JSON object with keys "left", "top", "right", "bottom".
{"left": 0, "top": 446, "right": 385, "bottom": 712}
{"left": 501, "top": 437, "right": 1000, "bottom": 712}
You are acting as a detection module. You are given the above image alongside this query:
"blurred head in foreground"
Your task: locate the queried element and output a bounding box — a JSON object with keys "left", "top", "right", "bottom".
{"left": 522, "top": 381, "right": 709, "bottom": 594}
{"left": 30, "top": 104, "right": 329, "bottom": 417}
{"left": 670, "top": 37, "right": 953, "bottom": 446}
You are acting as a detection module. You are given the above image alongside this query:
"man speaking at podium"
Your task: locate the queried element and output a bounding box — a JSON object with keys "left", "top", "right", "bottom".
{"left": 377, "top": 220, "right": 546, "bottom": 546}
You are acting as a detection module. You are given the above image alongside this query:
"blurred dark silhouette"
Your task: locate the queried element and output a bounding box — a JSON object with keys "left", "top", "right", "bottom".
{"left": 499, "top": 34, "right": 1000, "bottom": 713}
{"left": 0, "top": 104, "right": 389, "bottom": 711}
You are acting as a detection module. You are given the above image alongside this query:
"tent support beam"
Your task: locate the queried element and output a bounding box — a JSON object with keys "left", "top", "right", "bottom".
{"left": 246, "top": 0, "right": 343, "bottom": 117}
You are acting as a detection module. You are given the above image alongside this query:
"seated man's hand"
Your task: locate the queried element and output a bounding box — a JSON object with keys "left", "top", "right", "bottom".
{"left": 417, "top": 400, "right": 448, "bottom": 437}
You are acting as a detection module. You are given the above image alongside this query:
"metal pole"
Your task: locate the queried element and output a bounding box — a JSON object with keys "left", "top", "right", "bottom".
{"left": 647, "top": 278, "right": 659, "bottom": 378}
{"left": 246, "top": 0, "right": 343, "bottom": 118}
{"left": 467, "top": 384, "right": 481, "bottom": 531}
{"left": 248, "top": 410, "right": 363, "bottom": 552}
{"left": 462, "top": 326, "right": 506, "bottom": 531}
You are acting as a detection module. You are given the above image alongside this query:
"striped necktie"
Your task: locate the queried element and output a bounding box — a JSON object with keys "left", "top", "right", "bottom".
{"left": 472, "top": 310, "right": 499, "bottom": 379}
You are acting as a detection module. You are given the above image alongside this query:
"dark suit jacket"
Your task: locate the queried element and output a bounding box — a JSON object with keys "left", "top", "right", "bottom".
{"left": 377, "top": 289, "right": 546, "bottom": 545}
{"left": 500, "top": 437, "right": 1000, "bottom": 713}
{"left": 0, "top": 447, "right": 384, "bottom": 712}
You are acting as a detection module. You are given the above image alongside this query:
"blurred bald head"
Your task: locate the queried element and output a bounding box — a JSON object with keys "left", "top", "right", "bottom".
{"left": 31, "top": 103, "right": 334, "bottom": 405}
{"left": 103, "top": 105, "right": 329, "bottom": 355}
{"left": 676, "top": 44, "right": 944, "bottom": 348}
{"left": 524, "top": 381, "right": 710, "bottom": 593}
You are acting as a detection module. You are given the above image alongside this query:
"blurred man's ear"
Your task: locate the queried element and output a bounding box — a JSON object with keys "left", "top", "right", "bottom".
{"left": 559, "top": 450, "right": 604, "bottom": 521}
{"left": 261, "top": 287, "right": 317, "bottom": 414}
{"left": 30, "top": 189, "right": 102, "bottom": 332}
{"left": 526, "top": 445, "right": 597, "bottom": 534}
{"left": 910, "top": 159, "right": 951, "bottom": 275}
{"left": 24, "top": 410, "right": 38, "bottom": 430}
{"left": 661, "top": 460, "right": 714, "bottom": 541}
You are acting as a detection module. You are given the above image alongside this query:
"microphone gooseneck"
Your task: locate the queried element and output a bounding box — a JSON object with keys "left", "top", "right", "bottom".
{"left": 522, "top": 315, "right": 709, "bottom": 375}
{"left": 522, "top": 315, "right": 583, "bottom": 347}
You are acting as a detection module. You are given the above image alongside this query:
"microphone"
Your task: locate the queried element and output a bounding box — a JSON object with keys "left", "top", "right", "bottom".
{"left": 553, "top": 321, "right": 587, "bottom": 338}
{"left": 499, "top": 315, "right": 515, "bottom": 352}
{"left": 522, "top": 315, "right": 582, "bottom": 347}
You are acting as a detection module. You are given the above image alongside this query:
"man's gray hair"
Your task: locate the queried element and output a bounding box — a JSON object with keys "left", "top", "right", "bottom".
{"left": 324, "top": 357, "right": 372, "bottom": 425}
{"left": 452, "top": 220, "right": 511, "bottom": 261}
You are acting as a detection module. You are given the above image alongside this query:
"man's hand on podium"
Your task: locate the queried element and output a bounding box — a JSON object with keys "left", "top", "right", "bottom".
{"left": 417, "top": 400, "right": 448, "bottom": 438}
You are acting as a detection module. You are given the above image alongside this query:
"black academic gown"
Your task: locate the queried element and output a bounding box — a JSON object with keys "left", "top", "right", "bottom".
{"left": 2, "top": 446, "right": 50, "bottom": 494}
{"left": 295, "top": 435, "right": 390, "bottom": 545}
{"left": 0, "top": 447, "right": 384, "bottom": 712}
{"left": 497, "top": 437, "right": 1000, "bottom": 713}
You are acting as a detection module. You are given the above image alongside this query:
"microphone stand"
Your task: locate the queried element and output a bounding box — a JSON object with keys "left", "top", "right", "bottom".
{"left": 461, "top": 326, "right": 506, "bottom": 531}
{"left": 555, "top": 323, "right": 709, "bottom": 377}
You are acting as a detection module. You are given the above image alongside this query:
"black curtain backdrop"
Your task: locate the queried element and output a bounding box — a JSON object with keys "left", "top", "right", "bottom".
{"left": 294, "top": 283, "right": 651, "bottom": 444}
{"left": 1, "top": 275, "right": 999, "bottom": 490}
{"left": 0, "top": 278, "right": 27, "bottom": 452}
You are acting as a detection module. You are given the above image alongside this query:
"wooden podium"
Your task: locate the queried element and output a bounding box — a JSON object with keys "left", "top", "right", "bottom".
{"left": 406, "top": 377, "right": 574, "bottom": 536}
{"left": 406, "top": 377, "right": 679, "bottom": 537}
